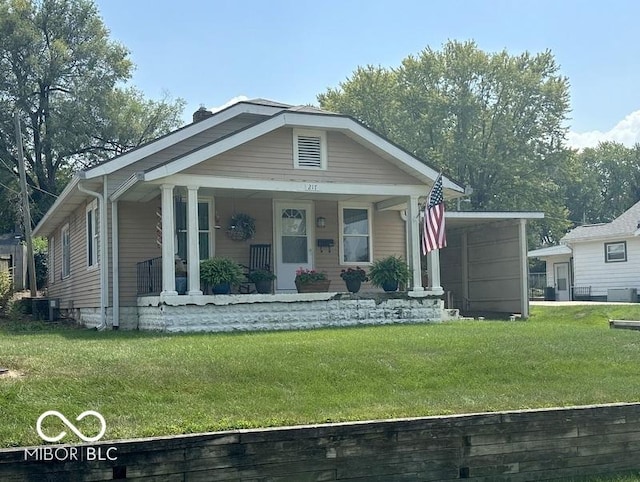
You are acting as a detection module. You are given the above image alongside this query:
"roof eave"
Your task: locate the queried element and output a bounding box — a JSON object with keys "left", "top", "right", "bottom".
{"left": 32, "top": 174, "right": 81, "bottom": 237}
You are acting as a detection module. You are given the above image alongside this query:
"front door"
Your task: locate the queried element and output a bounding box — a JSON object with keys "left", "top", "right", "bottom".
{"left": 274, "top": 201, "right": 314, "bottom": 291}
{"left": 554, "top": 262, "right": 570, "bottom": 301}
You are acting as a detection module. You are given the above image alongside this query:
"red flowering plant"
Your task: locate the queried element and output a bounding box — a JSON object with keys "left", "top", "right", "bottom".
{"left": 295, "top": 267, "right": 327, "bottom": 285}
{"left": 340, "top": 267, "right": 368, "bottom": 282}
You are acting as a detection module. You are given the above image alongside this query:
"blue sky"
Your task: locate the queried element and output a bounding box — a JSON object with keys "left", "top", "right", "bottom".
{"left": 95, "top": 0, "right": 640, "bottom": 149}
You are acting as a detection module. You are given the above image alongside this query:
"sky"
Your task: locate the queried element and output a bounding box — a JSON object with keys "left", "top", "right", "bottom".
{"left": 95, "top": 0, "right": 640, "bottom": 150}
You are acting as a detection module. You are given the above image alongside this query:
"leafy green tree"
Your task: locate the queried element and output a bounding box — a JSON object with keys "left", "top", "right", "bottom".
{"left": 566, "top": 142, "right": 640, "bottom": 225}
{"left": 319, "top": 40, "right": 572, "bottom": 244}
{"left": 0, "top": 0, "right": 184, "bottom": 227}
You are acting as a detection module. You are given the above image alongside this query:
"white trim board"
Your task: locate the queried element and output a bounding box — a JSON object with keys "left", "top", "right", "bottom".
{"left": 156, "top": 174, "right": 428, "bottom": 197}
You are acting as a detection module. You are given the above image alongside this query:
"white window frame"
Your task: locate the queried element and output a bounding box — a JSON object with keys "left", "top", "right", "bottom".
{"left": 605, "top": 241, "right": 627, "bottom": 263}
{"left": 48, "top": 236, "right": 55, "bottom": 285}
{"left": 338, "top": 202, "right": 373, "bottom": 265}
{"left": 86, "top": 200, "right": 99, "bottom": 269}
{"left": 293, "top": 128, "right": 327, "bottom": 170}
{"left": 61, "top": 223, "right": 70, "bottom": 279}
{"left": 176, "top": 196, "right": 215, "bottom": 261}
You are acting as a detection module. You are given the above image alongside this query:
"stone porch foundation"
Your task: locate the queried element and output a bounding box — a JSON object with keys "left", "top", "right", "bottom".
{"left": 132, "top": 291, "right": 458, "bottom": 332}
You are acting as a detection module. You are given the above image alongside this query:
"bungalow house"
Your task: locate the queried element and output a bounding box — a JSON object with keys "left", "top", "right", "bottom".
{"left": 33, "top": 99, "right": 541, "bottom": 331}
{"left": 528, "top": 200, "right": 640, "bottom": 302}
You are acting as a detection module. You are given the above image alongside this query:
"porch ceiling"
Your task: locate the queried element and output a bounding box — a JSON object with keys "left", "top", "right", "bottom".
{"left": 445, "top": 211, "right": 544, "bottom": 229}
{"left": 114, "top": 183, "right": 411, "bottom": 207}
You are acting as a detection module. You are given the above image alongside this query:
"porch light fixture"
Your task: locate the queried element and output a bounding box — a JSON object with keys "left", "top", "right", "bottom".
{"left": 316, "top": 216, "right": 326, "bottom": 228}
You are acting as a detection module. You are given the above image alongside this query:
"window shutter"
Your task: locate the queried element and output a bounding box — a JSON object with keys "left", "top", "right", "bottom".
{"left": 296, "top": 135, "right": 322, "bottom": 168}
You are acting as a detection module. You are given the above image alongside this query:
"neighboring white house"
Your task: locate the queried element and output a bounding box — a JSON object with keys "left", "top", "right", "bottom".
{"left": 529, "top": 200, "right": 640, "bottom": 302}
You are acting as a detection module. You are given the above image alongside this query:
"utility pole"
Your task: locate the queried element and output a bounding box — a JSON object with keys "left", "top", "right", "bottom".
{"left": 14, "top": 112, "right": 37, "bottom": 297}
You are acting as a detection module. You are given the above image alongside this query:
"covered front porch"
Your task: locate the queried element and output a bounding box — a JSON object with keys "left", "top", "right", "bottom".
{"left": 117, "top": 176, "right": 447, "bottom": 298}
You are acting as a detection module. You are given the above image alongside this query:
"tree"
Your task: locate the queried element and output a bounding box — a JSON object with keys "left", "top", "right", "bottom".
{"left": 318, "top": 40, "right": 572, "bottom": 244}
{"left": 564, "top": 142, "right": 640, "bottom": 226}
{"left": 0, "top": 0, "right": 184, "bottom": 227}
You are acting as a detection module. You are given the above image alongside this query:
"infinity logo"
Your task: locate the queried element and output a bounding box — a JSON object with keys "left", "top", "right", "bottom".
{"left": 36, "top": 410, "right": 107, "bottom": 443}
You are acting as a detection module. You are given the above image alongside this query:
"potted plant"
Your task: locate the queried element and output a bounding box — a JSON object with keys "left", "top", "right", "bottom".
{"left": 200, "top": 257, "right": 245, "bottom": 294}
{"left": 294, "top": 268, "right": 330, "bottom": 293}
{"left": 368, "top": 255, "right": 411, "bottom": 292}
{"left": 340, "top": 267, "right": 368, "bottom": 293}
{"left": 247, "top": 269, "right": 276, "bottom": 294}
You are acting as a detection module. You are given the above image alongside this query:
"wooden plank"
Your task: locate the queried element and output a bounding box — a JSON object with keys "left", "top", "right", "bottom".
{"left": 609, "top": 319, "right": 640, "bottom": 330}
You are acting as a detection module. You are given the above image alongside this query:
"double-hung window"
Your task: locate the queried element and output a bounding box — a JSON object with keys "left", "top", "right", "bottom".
{"left": 339, "top": 204, "right": 372, "bottom": 264}
{"left": 48, "top": 236, "right": 55, "bottom": 284}
{"left": 86, "top": 200, "right": 99, "bottom": 268}
{"left": 605, "top": 241, "right": 627, "bottom": 263}
{"left": 61, "top": 224, "right": 70, "bottom": 278}
{"left": 175, "top": 198, "right": 212, "bottom": 261}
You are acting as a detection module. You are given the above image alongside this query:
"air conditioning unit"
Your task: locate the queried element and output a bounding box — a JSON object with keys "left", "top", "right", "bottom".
{"left": 607, "top": 288, "right": 638, "bottom": 303}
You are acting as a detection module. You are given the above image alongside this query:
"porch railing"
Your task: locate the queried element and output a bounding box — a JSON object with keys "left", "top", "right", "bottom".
{"left": 137, "top": 256, "right": 162, "bottom": 295}
{"left": 529, "top": 272, "right": 546, "bottom": 300}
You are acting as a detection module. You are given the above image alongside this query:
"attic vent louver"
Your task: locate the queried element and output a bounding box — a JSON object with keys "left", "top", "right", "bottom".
{"left": 293, "top": 129, "right": 326, "bottom": 170}
{"left": 297, "top": 135, "right": 322, "bottom": 168}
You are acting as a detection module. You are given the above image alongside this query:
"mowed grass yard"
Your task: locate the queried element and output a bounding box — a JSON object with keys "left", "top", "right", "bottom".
{"left": 1, "top": 304, "right": 640, "bottom": 448}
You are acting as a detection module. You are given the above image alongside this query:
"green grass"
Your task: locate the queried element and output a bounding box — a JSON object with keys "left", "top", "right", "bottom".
{"left": 1, "top": 305, "right": 640, "bottom": 448}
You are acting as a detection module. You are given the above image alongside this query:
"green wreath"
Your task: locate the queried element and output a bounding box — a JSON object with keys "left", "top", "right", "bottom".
{"left": 227, "top": 213, "right": 256, "bottom": 241}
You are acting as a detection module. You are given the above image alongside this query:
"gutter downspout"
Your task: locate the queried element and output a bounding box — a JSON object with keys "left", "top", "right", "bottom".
{"left": 111, "top": 199, "right": 119, "bottom": 329}
{"left": 78, "top": 181, "right": 108, "bottom": 330}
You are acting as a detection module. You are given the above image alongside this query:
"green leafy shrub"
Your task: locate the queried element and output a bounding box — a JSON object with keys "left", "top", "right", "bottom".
{"left": 0, "top": 271, "right": 13, "bottom": 316}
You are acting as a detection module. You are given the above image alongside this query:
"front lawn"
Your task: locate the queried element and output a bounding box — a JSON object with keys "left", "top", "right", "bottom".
{"left": 1, "top": 305, "right": 640, "bottom": 448}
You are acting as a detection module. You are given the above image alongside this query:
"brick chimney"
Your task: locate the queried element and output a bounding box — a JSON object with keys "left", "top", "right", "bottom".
{"left": 192, "top": 105, "right": 213, "bottom": 123}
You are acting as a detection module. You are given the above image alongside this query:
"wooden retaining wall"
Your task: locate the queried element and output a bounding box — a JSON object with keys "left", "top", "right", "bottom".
{"left": 2, "top": 403, "right": 640, "bottom": 481}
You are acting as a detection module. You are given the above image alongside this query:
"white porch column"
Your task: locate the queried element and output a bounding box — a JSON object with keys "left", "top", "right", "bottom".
{"left": 519, "top": 219, "right": 529, "bottom": 318}
{"left": 160, "top": 184, "right": 177, "bottom": 295}
{"left": 187, "top": 186, "right": 202, "bottom": 295}
{"left": 427, "top": 249, "right": 444, "bottom": 295}
{"left": 407, "top": 195, "right": 424, "bottom": 292}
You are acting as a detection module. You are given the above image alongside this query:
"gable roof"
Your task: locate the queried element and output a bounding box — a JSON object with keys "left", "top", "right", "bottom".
{"left": 142, "top": 109, "right": 464, "bottom": 193}
{"left": 34, "top": 98, "right": 466, "bottom": 237}
{"left": 562, "top": 200, "right": 640, "bottom": 243}
{"left": 82, "top": 99, "right": 288, "bottom": 179}
{"left": 528, "top": 245, "right": 572, "bottom": 258}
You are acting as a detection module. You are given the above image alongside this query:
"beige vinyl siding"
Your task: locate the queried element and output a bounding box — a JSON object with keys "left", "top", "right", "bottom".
{"left": 314, "top": 203, "right": 406, "bottom": 291}
{"left": 47, "top": 201, "right": 101, "bottom": 309}
{"left": 372, "top": 210, "right": 406, "bottom": 260}
{"left": 183, "top": 128, "right": 420, "bottom": 185}
{"left": 573, "top": 238, "right": 640, "bottom": 297}
{"left": 214, "top": 198, "right": 273, "bottom": 268}
{"left": 314, "top": 201, "right": 342, "bottom": 289}
{"left": 118, "top": 200, "right": 161, "bottom": 306}
{"left": 106, "top": 115, "right": 263, "bottom": 196}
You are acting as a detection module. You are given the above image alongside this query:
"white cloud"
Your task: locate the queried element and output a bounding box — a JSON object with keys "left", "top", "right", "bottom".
{"left": 567, "top": 110, "right": 640, "bottom": 150}
{"left": 209, "top": 95, "right": 249, "bottom": 113}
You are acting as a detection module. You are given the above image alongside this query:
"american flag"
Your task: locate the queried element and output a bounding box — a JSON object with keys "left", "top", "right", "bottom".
{"left": 422, "top": 173, "right": 446, "bottom": 254}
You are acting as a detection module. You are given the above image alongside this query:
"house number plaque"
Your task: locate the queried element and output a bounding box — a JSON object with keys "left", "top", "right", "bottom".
{"left": 305, "top": 183, "right": 319, "bottom": 192}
